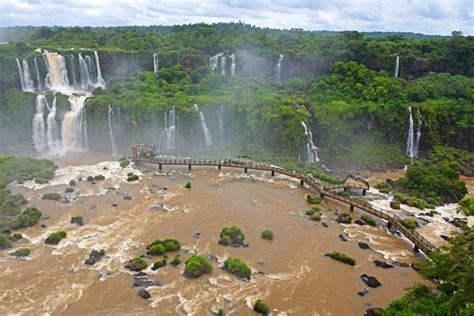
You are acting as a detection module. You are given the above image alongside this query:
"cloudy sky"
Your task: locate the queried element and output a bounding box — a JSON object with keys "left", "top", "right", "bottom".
{"left": 0, "top": 0, "right": 472, "bottom": 35}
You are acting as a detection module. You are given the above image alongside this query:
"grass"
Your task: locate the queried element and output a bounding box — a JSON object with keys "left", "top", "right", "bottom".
{"left": 326, "top": 251, "right": 356, "bottom": 266}
{"left": 261, "top": 230, "right": 273, "bottom": 240}
{"left": 361, "top": 215, "right": 377, "bottom": 226}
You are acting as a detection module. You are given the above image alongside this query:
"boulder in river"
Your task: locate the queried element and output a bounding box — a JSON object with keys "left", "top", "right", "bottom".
{"left": 338, "top": 234, "right": 348, "bottom": 242}
{"left": 138, "top": 288, "right": 151, "bottom": 300}
{"left": 373, "top": 260, "right": 393, "bottom": 269}
{"left": 358, "top": 288, "right": 369, "bottom": 296}
{"left": 321, "top": 222, "right": 328, "bottom": 228}
{"left": 358, "top": 241, "right": 370, "bottom": 249}
{"left": 354, "top": 219, "right": 365, "bottom": 226}
{"left": 84, "top": 249, "right": 105, "bottom": 266}
{"left": 361, "top": 274, "right": 382, "bottom": 288}
{"left": 336, "top": 213, "right": 352, "bottom": 224}
{"left": 364, "top": 308, "right": 384, "bottom": 316}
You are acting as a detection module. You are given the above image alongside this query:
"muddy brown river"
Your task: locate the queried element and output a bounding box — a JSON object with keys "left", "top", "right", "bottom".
{"left": 0, "top": 155, "right": 424, "bottom": 315}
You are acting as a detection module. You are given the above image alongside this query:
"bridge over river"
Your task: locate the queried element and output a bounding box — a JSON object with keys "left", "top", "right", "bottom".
{"left": 132, "top": 145, "right": 436, "bottom": 255}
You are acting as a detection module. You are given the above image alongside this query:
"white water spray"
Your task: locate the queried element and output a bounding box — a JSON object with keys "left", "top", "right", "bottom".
{"left": 61, "top": 94, "right": 89, "bottom": 150}
{"left": 406, "top": 106, "right": 422, "bottom": 158}
{"left": 32, "top": 95, "right": 47, "bottom": 152}
{"left": 194, "top": 104, "right": 213, "bottom": 147}
{"left": 46, "top": 94, "right": 60, "bottom": 152}
{"left": 108, "top": 105, "right": 118, "bottom": 155}
{"left": 159, "top": 107, "right": 177, "bottom": 150}
{"left": 153, "top": 53, "right": 159, "bottom": 74}
{"left": 301, "top": 121, "right": 319, "bottom": 162}
{"left": 394, "top": 56, "right": 400, "bottom": 78}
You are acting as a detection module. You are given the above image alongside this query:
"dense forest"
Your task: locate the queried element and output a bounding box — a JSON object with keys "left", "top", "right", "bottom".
{"left": 0, "top": 23, "right": 472, "bottom": 173}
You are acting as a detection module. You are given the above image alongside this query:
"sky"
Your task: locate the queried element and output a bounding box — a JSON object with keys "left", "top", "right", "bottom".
{"left": 0, "top": 0, "right": 473, "bottom": 35}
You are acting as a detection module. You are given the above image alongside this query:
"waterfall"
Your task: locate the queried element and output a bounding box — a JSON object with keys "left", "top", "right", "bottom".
{"left": 94, "top": 51, "right": 105, "bottom": 88}
{"left": 219, "top": 105, "right": 224, "bottom": 145}
{"left": 159, "top": 107, "right": 176, "bottom": 151}
{"left": 16, "top": 58, "right": 35, "bottom": 92}
{"left": 210, "top": 52, "right": 223, "bottom": 71}
{"left": 108, "top": 104, "right": 118, "bottom": 155}
{"left": 276, "top": 55, "right": 283, "bottom": 82}
{"left": 32, "top": 95, "right": 47, "bottom": 152}
{"left": 230, "top": 53, "right": 235, "bottom": 77}
{"left": 301, "top": 121, "right": 319, "bottom": 162}
{"left": 78, "top": 53, "right": 93, "bottom": 90}
{"left": 61, "top": 94, "right": 89, "bottom": 150}
{"left": 69, "top": 54, "right": 78, "bottom": 88}
{"left": 44, "top": 52, "right": 71, "bottom": 93}
{"left": 153, "top": 53, "right": 159, "bottom": 74}
{"left": 394, "top": 56, "right": 400, "bottom": 78}
{"left": 406, "top": 106, "right": 415, "bottom": 158}
{"left": 220, "top": 55, "right": 226, "bottom": 76}
{"left": 194, "top": 104, "right": 213, "bottom": 147}
{"left": 414, "top": 109, "right": 422, "bottom": 157}
{"left": 46, "top": 94, "right": 60, "bottom": 151}
{"left": 34, "top": 57, "right": 43, "bottom": 91}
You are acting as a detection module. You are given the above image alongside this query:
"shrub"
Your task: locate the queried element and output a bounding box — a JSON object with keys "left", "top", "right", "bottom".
{"left": 219, "top": 226, "right": 245, "bottom": 247}
{"left": 305, "top": 209, "right": 314, "bottom": 216}
{"left": 0, "top": 233, "right": 12, "bottom": 249}
{"left": 163, "top": 239, "right": 181, "bottom": 251}
{"left": 311, "top": 205, "right": 321, "bottom": 212}
{"left": 11, "top": 233, "right": 22, "bottom": 241}
{"left": 69, "top": 180, "right": 76, "bottom": 186}
{"left": 7, "top": 207, "right": 42, "bottom": 229}
{"left": 99, "top": 249, "right": 106, "bottom": 256}
{"left": 35, "top": 178, "right": 49, "bottom": 184}
{"left": 390, "top": 200, "right": 401, "bottom": 209}
{"left": 458, "top": 197, "right": 474, "bottom": 216}
{"left": 12, "top": 248, "right": 30, "bottom": 257}
{"left": 220, "top": 235, "right": 231, "bottom": 246}
{"left": 361, "top": 215, "right": 377, "bottom": 226}
{"left": 326, "top": 251, "right": 356, "bottom": 266}
{"left": 218, "top": 309, "right": 224, "bottom": 316}
{"left": 125, "top": 257, "right": 148, "bottom": 271}
{"left": 337, "top": 191, "right": 351, "bottom": 198}
{"left": 253, "top": 299, "right": 269, "bottom": 314}
{"left": 224, "top": 258, "right": 252, "bottom": 279}
{"left": 375, "top": 182, "right": 392, "bottom": 193}
{"left": 184, "top": 181, "right": 191, "bottom": 189}
{"left": 41, "top": 193, "right": 61, "bottom": 201}
{"left": 45, "top": 231, "right": 67, "bottom": 245}
{"left": 261, "top": 230, "right": 273, "bottom": 240}
{"left": 152, "top": 258, "right": 167, "bottom": 270}
{"left": 306, "top": 194, "right": 322, "bottom": 204}
{"left": 401, "top": 219, "right": 418, "bottom": 231}
{"left": 70, "top": 215, "right": 83, "bottom": 226}
{"left": 147, "top": 243, "right": 166, "bottom": 256}
{"left": 171, "top": 256, "right": 181, "bottom": 266}
{"left": 94, "top": 175, "right": 105, "bottom": 181}
{"left": 184, "top": 254, "right": 212, "bottom": 278}
{"left": 65, "top": 187, "right": 74, "bottom": 193}
{"left": 127, "top": 174, "right": 139, "bottom": 182}
{"left": 311, "top": 214, "right": 321, "bottom": 221}
{"left": 86, "top": 176, "right": 95, "bottom": 182}
{"left": 119, "top": 158, "right": 130, "bottom": 168}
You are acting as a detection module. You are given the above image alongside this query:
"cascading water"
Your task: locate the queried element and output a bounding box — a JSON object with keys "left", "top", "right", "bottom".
{"left": 46, "top": 94, "right": 60, "bottom": 152}
{"left": 44, "top": 52, "right": 71, "bottom": 93}
{"left": 159, "top": 107, "right": 177, "bottom": 151}
{"left": 220, "top": 55, "right": 226, "bottom": 76}
{"left": 210, "top": 52, "right": 223, "bottom": 71}
{"left": 394, "top": 56, "right": 400, "bottom": 78}
{"left": 194, "top": 104, "right": 213, "bottom": 147}
{"left": 94, "top": 51, "right": 106, "bottom": 88}
{"left": 16, "top": 58, "right": 35, "bottom": 92}
{"left": 414, "top": 109, "right": 422, "bottom": 157}
{"left": 406, "top": 106, "right": 415, "bottom": 158}
{"left": 230, "top": 53, "right": 235, "bottom": 77}
{"left": 34, "top": 57, "right": 43, "bottom": 91}
{"left": 32, "top": 95, "right": 47, "bottom": 152}
{"left": 108, "top": 104, "right": 118, "bottom": 155}
{"left": 61, "top": 94, "right": 89, "bottom": 150}
{"left": 219, "top": 105, "right": 224, "bottom": 146}
{"left": 301, "top": 121, "right": 319, "bottom": 163}
{"left": 78, "top": 53, "right": 93, "bottom": 90}
{"left": 153, "top": 53, "right": 159, "bottom": 74}
{"left": 276, "top": 54, "right": 283, "bottom": 82}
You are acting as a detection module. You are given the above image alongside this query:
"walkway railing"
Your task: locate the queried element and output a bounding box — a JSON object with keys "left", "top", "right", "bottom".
{"left": 134, "top": 154, "right": 436, "bottom": 254}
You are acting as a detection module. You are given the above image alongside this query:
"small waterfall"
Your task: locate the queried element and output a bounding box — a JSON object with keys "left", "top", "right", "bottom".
{"left": 276, "top": 55, "right": 283, "bottom": 82}
{"left": 406, "top": 106, "right": 415, "bottom": 158}
{"left": 394, "top": 56, "right": 400, "bottom": 78}
{"left": 210, "top": 52, "right": 223, "bottom": 71}
{"left": 16, "top": 58, "right": 35, "bottom": 92}
{"left": 159, "top": 107, "right": 177, "bottom": 150}
{"left": 301, "top": 121, "right": 319, "bottom": 162}
{"left": 61, "top": 94, "right": 89, "bottom": 150}
{"left": 34, "top": 57, "right": 43, "bottom": 91}
{"left": 46, "top": 94, "right": 60, "bottom": 151}
{"left": 414, "top": 109, "right": 422, "bottom": 157}
{"left": 44, "top": 52, "right": 70, "bottom": 92}
{"left": 94, "top": 51, "right": 106, "bottom": 88}
{"left": 230, "top": 53, "right": 235, "bottom": 77}
{"left": 153, "top": 53, "right": 159, "bottom": 74}
{"left": 78, "top": 53, "right": 93, "bottom": 90}
{"left": 69, "top": 54, "right": 78, "bottom": 88}
{"left": 32, "top": 95, "right": 47, "bottom": 152}
{"left": 219, "top": 105, "right": 224, "bottom": 145}
{"left": 194, "top": 104, "right": 213, "bottom": 147}
{"left": 108, "top": 104, "right": 118, "bottom": 155}
{"left": 220, "top": 55, "right": 226, "bottom": 76}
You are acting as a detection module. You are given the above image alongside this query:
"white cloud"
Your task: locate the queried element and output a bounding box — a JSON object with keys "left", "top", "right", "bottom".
{"left": 0, "top": 0, "right": 472, "bottom": 35}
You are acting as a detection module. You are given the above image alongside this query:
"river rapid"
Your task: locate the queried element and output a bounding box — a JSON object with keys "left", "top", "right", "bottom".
{"left": 1, "top": 154, "right": 425, "bottom": 315}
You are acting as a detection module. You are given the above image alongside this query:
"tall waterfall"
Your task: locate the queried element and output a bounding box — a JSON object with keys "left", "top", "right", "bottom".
{"left": 194, "top": 104, "right": 213, "bottom": 147}
{"left": 16, "top": 58, "right": 35, "bottom": 92}
{"left": 276, "top": 55, "right": 283, "bottom": 82}
{"left": 46, "top": 94, "right": 60, "bottom": 151}
{"left": 32, "top": 95, "right": 47, "bottom": 152}
{"left": 34, "top": 57, "right": 43, "bottom": 91}
{"left": 220, "top": 55, "right": 226, "bottom": 76}
{"left": 94, "top": 51, "right": 105, "bottom": 89}
{"left": 406, "top": 106, "right": 422, "bottom": 158}
{"left": 108, "top": 104, "right": 118, "bottom": 155}
{"left": 153, "top": 53, "right": 159, "bottom": 74}
{"left": 230, "top": 53, "right": 235, "bottom": 77}
{"left": 44, "top": 52, "right": 71, "bottom": 93}
{"left": 78, "top": 53, "right": 93, "bottom": 90}
{"left": 159, "top": 107, "right": 177, "bottom": 150}
{"left": 301, "top": 121, "right": 319, "bottom": 162}
{"left": 394, "top": 56, "right": 400, "bottom": 78}
{"left": 61, "top": 94, "right": 89, "bottom": 150}
{"left": 219, "top": 105, "right": 224, "bottom": 145}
